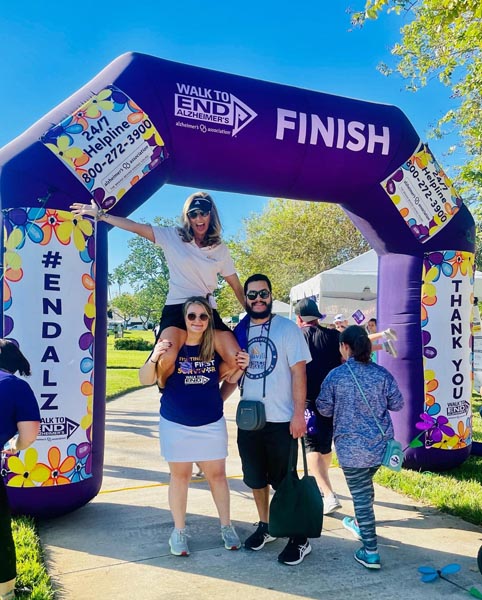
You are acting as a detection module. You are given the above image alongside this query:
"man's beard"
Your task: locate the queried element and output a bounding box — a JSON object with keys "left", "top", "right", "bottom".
{"left": 246, "top": 300, "right": 273, "bottom": 320}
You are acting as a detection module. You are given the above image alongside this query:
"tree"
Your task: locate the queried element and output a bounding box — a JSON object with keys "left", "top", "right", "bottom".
{"left": 217, "top": 199, "right": 369, "bottom": 307}
{"left": 109, "top": 217, "right": 174, "bottom": 316}
{"left": 110, "top": 293, "right": 138, "bottom": 326}
{"left": 350, "top": 0, "right": 482, "bottom": 203}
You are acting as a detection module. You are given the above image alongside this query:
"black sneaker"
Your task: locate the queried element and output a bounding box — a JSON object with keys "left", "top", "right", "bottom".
{"left": 277, "top": 538, "right": 312, "bottom": 565}
{"left": 244, "top": 522, "right": 277, "bottom": 551}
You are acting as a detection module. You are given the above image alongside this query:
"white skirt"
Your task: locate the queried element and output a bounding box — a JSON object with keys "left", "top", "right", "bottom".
{"left": 159, "top": 415, "right": 228, "bottom": 462}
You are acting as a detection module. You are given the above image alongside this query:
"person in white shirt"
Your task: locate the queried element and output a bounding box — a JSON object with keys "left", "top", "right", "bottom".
{"left": 71, "top": 192, "right": 245, "bottom": 385}
{"left": 222, "top": 274, "right": 313, "bottom": 566}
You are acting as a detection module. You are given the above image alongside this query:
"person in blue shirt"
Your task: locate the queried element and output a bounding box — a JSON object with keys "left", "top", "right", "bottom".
{"left": 0, "top": 340, "right": 40, "bottom": 600}
{"left": 317, "top": 325, "right": 404, "bottom": 571}
{"left": 139, "top": 297, "right": 248, "bottom": 557}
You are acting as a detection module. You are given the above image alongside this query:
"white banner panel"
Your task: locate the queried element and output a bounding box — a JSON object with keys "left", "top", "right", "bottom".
{"left": 420, "top": 251, "right": 474, "bottom": 450}
{"left": 3, "top": 208, "right": 95, "bottom": 487}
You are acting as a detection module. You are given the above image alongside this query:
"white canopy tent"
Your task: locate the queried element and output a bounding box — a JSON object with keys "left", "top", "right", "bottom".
{"left": 290, "top": 250, "right": 482, "bottom": 325}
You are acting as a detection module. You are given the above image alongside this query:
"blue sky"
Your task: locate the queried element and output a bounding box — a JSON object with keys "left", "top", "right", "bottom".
{"left": 0, "top": 1, "right": 455, "bottom": 272}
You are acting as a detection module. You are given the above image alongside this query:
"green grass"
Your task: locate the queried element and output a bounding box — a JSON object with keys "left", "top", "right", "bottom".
{"left": 106, "top": 329, "right": 154, "bottom": 399}
{"left": 373, "top": 394, "right": 482, "bottom": 526}
{"left": 12, "top": 517, "right": 54, "bottom": 599}
{"left": 15, "top": 345, "right": 482, "bottom": 597}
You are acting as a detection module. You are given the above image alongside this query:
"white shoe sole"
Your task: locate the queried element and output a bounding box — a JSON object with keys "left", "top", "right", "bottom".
{"left": 354, "top": 553, "right": 381, "bottom": 569}
{"left": 246, "top": 535, "right": 277, "bottom": 551}
{"left": 281, "top": 544, "right": 312, "bottom": 565}
{"left": 323, "top": 502, "right": 342, "bottom": 515}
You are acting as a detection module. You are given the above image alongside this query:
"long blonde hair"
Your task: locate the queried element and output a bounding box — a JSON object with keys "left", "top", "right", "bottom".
{"left": 177, "top": 191, "right": 222, "bottom": 247}
{"left": 183, "top": 297, "right": 215, "bottom": 362}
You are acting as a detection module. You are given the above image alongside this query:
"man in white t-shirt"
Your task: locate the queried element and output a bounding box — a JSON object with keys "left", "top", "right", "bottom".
{"left": 222, "top": 274, "right": 312, "bottom": 566}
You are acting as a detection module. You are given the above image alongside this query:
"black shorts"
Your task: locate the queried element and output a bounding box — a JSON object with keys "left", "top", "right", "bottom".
{"left": 237, "top": 422, "right": 297, "bottom": 490}
{"left": 304, "top": 403, "right": 333, "bottom": 455}
{"left": 0, "top": 477, "right": 16, "bottom": 584}
{"left": 157, "top": 303, "right": 231, "bottom": 338}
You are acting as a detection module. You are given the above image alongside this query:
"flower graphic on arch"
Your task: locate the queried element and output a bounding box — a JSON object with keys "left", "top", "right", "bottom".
{"left": 3, "top": 227, "right": 24, "bottom": 270}
{"left": 126, "top": 99, "right": 145, "bottom": 124}
{"left": 423, "top": 251, "right": 456, "bottom": 283}
{"left": 41, "top": 116, "right": 84, "bottom": 145}
{"left": 88, "top": 88, "right": 114, "bottom": 113}
{"left": 421, "top": 282, "right": 437, "bottom": 328}
{"left": 41, "top": 446, "right": 76, "bottom": 486}
{"left": 36, "top": 209, "right": 67, "bottom": 246}
{"left": 3, "top": 207, "right": 45, "bottom": 246}
{"left": 56, "top": 213, "right": 93, "bottom": 251}
{"left": 452, "top": 419, "right": 471, "bottom": 449}
{"left": 446, "top": 251, "right": 471, "bottom": 278}
{"left": 7, "top": 448, "right": 50, "bottom": 488}
{"left": 65, "top": 442, "right": 91, "bottom": 482}
{"left": 80, "top": 381, "right": 93, "bottom": 436}
{"left": 3, "top": 267, "right": 23, "bottom": 311}
{"left": 72, "top": 91, "right": 113, "bottom": 129}
{"left": 45, "top": 135, "right": 89, "bottom": 168}
{"left": 410, "top": 146, "right": 431, "bottom": 170}
{"left": 431, "top": 433, "right": 459, "bottom": 450}
{"left": 415, "top": 413, "right": 455, "bottom": 444}
{"left": 424, "top": 369, "right": 439, "bottom": 410}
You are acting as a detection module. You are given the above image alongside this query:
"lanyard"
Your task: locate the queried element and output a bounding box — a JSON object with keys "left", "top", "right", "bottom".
{"left": 239, "top": 315, "right": 273, "bottom": 399}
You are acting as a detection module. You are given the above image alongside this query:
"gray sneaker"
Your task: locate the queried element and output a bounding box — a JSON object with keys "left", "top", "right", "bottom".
{"left": 169, "top": 528, "right": 190, "bottom": 556}
{"left": 221, "top": 525, "right": 241, "bottom": 550}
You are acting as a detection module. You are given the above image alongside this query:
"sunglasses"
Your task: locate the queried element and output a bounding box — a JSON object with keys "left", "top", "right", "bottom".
{"left": 187, "top": 209, "right": 210, "bottom": 219}
{"left": 246, "top": 289, "right": 271, "bottom": 300}
{"left": 186, "top": 312, "right": 209, "bottom": 322}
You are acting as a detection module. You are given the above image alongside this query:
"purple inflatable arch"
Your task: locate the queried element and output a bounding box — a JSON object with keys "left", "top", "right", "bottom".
{"left": 0, "top": 53, "right": 475, "bottom": 517}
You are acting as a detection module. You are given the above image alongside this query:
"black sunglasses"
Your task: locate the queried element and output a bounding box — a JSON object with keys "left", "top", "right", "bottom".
{"left": 246, "top": 289, "right": 271, "bottom": 300}
{"left": 187, "top": 209, "right": 210, "bottom": 219}
{"left": 186, "top": 312, "right": 209, "bottom": 322}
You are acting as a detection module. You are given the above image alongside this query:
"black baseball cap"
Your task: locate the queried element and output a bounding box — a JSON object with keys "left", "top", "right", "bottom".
{"left": 294, "top": 298, "right": 325, "bottom": 322}
{"left": 187, "top": 196, "right": 212, "bottom": 214}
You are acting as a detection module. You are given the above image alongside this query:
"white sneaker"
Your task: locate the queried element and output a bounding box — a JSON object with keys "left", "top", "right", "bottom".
{"left": 323, "top": 493, "right": 342, "bottom": 515}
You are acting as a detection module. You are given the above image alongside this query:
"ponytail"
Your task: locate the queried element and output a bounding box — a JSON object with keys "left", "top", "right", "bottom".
{"left": 339, "top": 325, "right": 372, "bottom": 363}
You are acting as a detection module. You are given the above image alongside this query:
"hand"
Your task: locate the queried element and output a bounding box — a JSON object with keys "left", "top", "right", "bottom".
{"left": 151, "top": 338, "right": 172, "bottom": 362}
{"left": 289, "top": 412, "right": 307, "bottom": 439}
{"left": 235, "top": 350, "right": 249, "bottom": 371}
{"left": 70, "top": 199, "right": 99, "bottom": 218}
{"left": 2, "top": 435, "right": 18, "bottom": 456}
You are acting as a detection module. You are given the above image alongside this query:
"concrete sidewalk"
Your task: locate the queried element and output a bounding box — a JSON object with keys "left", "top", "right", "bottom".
{"left": 39, "top": 387, "right": 482, "bottom": 599}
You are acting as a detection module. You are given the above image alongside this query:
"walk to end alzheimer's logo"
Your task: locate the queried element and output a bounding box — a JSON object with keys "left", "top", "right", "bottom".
{"left": 174, "top": 83, "right": 257, "bottom": 137}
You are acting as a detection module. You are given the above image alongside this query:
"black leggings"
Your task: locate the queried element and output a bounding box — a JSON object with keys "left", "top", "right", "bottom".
{"left": 0, "top": 476, "right": 16, "bottom": 583}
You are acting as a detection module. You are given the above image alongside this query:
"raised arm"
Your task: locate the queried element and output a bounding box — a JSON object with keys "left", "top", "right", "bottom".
{"left": 71, "top": 199, "right": 155, "bottom": 242}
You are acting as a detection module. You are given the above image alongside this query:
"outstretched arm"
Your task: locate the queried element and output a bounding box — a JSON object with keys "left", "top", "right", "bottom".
{"left": 71, "top": 199, "right": 155, "bottom": 242}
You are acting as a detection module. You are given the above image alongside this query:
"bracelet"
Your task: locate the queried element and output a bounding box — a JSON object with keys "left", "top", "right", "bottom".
{"left": 150, "top": 358, "right": 158, "bottom": 364}
{"left": 95, "top": 209, "right": 107, "bottom": 222}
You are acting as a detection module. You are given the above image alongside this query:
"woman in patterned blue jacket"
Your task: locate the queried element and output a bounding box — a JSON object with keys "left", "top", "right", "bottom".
{"left": 317, "top": 325, "right": 404, "bottom": 571}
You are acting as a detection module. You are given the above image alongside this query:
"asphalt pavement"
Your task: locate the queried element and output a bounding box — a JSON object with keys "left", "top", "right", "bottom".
{"left": 39, "top": 386, "right": 482, "bottom": 599}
